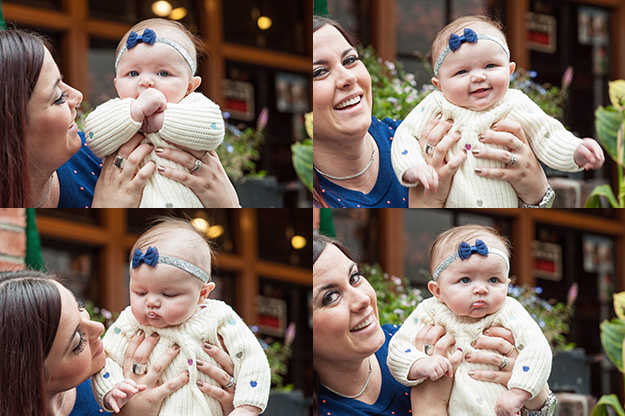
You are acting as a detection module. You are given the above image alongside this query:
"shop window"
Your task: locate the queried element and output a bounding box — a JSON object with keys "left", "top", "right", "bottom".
{"left": 222, "top": 0, "right": 307, "bottom": 55}
{"left": 325, "top": 0, "right": 372, "bottom": 47}
{"left": 88, "top": 0, "right": 198, "bottom": 30}
{"left": 88, "top": 38, "right": 118, "bottom": 106}
{"left": 330, "top": 208, "right": 380, "bottom": 265}
{"left": 210, "top": 270, "right": 236, "bottom": 307}
{"left": 257, "top": 209, "right": 311, "bottom": 268}
{"left": 4, "top": 0, "right": 61, "bottom": 10}
{"left": 35, "top": 208, "right": 101, "bottom": 225}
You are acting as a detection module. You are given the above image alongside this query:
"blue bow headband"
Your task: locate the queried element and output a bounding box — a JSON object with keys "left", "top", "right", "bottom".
{"left": 115, "top": 28, "right": 197, "bottom": 74}
{"left": 432, "top": 239, "right": 510, "bottom": 281}
{"left": 131, "top": 246, "right": 210, "bottom": 283}
{"left": 433, "top": 27, "right": 510, "bottom": 77}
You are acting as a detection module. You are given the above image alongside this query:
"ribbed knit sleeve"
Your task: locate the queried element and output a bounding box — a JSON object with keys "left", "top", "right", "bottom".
{"left": 215, "top": 302, "right": 271, "bottom": 412}
{"left": 500, "top": 297, "right": 552, "bottom": 398}
{"left": 391, "top": 92, "right": 441, "bottom": 186}
{"left": 84, "top": 98, "right": 142, "bottom": 158}
{"left": 506, "top": 89, "right": 582, "bottom": 172}
{"left": 160, "top": 92, "right": 225, "bottom": 151}
{"left": 387, "top": 298, "right": 438, "bottom": 386}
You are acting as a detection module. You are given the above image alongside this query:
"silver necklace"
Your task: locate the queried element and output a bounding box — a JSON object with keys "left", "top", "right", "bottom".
{"left": 314, "top": 136, "right": 376, "bottom": 180}
{"left": 33, "top": 172, "right": 54, "bottom": 208}
{"left": 321, "top": 356, "right": 372, "bottom": 399}
{"left": 54, "top": 391, "right": 67, "bottom": 416}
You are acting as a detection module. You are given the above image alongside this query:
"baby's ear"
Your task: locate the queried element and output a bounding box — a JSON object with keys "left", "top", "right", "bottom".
{"left": 509, "top": 61, "right": 516, "bottom": 76}
{"left": 187, "top": 76, "right": 202, "bottom": 95}
{"left": 431, "top": 77, "right": 441, "bottom": 90}
{"left": 427, "top": 280, "right": 442, "bottom": 300}
{"left": 198, "top": 282, "right": 215, "bottom": 303}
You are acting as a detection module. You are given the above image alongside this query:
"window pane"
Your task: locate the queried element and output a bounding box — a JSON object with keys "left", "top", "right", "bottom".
{"left": 89, "top": 0, "right": 198, "bottom": 29}
{"left": 257, "top": 209, "right": 311, "bottom": 268}
{"left": 88, "top": 38, "right": 118, "bottom": 106}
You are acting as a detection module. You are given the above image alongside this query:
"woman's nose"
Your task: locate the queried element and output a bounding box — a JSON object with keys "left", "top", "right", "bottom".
{"left": 68, "top": 85, "right": 83, "bottom": 108}
{"left": 335, "top": 66, "right": 357, "bottom": 89}
{"left": 86, "top": 318, "right": 105, "bottom": 340}
{"left": 350, "top": 287, "right": 370, "bottom": 313}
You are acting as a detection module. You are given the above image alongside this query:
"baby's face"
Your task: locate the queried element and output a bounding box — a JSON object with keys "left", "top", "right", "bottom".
{"left": 433, "top": 27, "right": 514, "bottom": 111}
{"left": 431, "top": 241, "right": 510, "bottom": 318}
{"left": 115, "top": 39, "right": 195, "bottom": 103}
{"left": 129, "top": 262, "right": 203, "bottom": 328}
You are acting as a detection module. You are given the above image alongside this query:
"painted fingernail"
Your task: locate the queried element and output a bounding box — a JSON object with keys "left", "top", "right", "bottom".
{"left": 136, "top": 329, "right": 144, "bottom": 336}
{"left": 484, "top": 328, "right": 490, "bottom": 334}
{"left": 157, "top": 165, "right": 165, "bottom": 173}
{"left": 457, "top": 348, "right": 463, "bottom": 353}
{"left": 478, "top": 134, "right": 485, "bottom": 141}
{"left": 468, "top": 370, "right": 475, "bottom": 377}
{"left": 465, "top": 353, "right": 472, "bottom": 359}
{"left": 173, "top": 344, "right": 180, "bottom": 350}
{"left": 203, "top": 342, "right": 212, "bottom": 350}
{"left": 492, "top": 123, "right": 499, "bottom": 129}
{"left": 472, "top": 148, "right": 481, "bottom": 155}
{"left": 196, "top": 360, "right": 204, "bottom": 367}
{"left": 435, "top": 113, "right": 442, "bottom": 119}
{"left": 474, "top": 167, "right": 482, "bottom": 174}
{"left": 151, "top": 332, "right": 159, "bottom": 338}
{"left": 470, "top": 340, "right": 477, "bottom": 347}
{"left": 155, "top": 147, "right": 164, "bottom": 153}
{"left": 197, "top": 380, "right": 204, "bottom": 387}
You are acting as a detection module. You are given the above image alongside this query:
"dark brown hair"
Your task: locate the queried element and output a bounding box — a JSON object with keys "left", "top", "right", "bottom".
{"left": 0, "top": 29, "right": 47, "bottom": 207}
{"left": 0, "top": 270, "right": 62, "bottom": 416}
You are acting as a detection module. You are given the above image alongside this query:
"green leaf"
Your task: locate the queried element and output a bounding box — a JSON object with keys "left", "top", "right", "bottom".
{"left": 592, "top": 394, "right": 625, "bottom": 416}
{"left": 292, "top": 139, "right": 313, "bottom": 192}
{"left": 585, "top": 184, "right": 621, "bottom": 208}
{"left": 595, "top": 105, "right": 624, "bottom": 164}
{"left": 600, "top": 318, "right": 625, "bottom": 371}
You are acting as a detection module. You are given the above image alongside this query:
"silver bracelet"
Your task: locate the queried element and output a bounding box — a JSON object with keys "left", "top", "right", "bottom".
{"left": 520, "top": 390, "right": 557, "bottom": 416}
{"left": 519, "top": 185, "right": 555, "bottom": 208}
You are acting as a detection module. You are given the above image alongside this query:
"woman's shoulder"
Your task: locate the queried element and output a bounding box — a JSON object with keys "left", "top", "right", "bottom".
{"left": 369, "top": 116, "right": 402, "bottom": 144}
{"left": 69, "top": 378, "right": 111, "bottom": 416}
{"left": 56, "top": 132, "right": 102, "bottom": 208}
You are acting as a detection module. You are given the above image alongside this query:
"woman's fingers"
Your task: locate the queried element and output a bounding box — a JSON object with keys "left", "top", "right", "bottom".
{"left": 201, "top": 342, "right": 235, "bottom": 378}
{"left": 482, "top": 327, "right": 515, "bottom": 347}
{"left": 466, "top": 350, "right": 516, "bottom": 370}
{"left": 149, "top": 370, "right": 190, "bottom": 399}
{"left": 132, "top": 333, "right": 161, "bottom": 365}
{"left": 123, "top": 330, "right": 146, "bottom": 375}
{"left": 140, "top": 344, "right": 181, "bottom": 386}
{"left": 195, "top": 381, "right": 235, "bottom": 415}
{"left": 421, "top": 115, "right": 453, "bottom": 147}
{"left": 469, "top": 368, "right": 512, "bottom": 385}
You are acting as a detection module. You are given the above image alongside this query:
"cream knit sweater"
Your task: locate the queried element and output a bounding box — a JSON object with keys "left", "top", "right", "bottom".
{"left": 387, "top": 297, "right": 552, "bottom": 416}
{"left": 390, "top": 89, "right": 582, "bottom": 207}
{"left": 84, "top": 92, "right": 225, "bottom": 207}
{"left": 92, "top": 300, "right": 271, "bottom": 416}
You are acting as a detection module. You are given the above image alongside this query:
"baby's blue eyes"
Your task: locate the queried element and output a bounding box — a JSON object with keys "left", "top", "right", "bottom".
{"left": 128, "top": 71, "right": 171, "bottom": 77}
{"left": 158, "top": 71, "right": 170, "bottom": 77}
{"left": 460, "top": 277, "right": 470, "bottom": 283}
{"left": 458, "top": 277, "right": 501, "bottom": 284}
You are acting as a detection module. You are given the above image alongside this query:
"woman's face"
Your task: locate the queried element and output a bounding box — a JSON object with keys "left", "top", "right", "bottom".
{"left": 25, "top": 48, "right": 83, "bottom": 174}
{"left": 44, "top": 282, "right": 105, "bottom": 395}
{"left": 313, "top": 25, "right": 373, "bottom": 142}
{"left": 313, "top": 244, "right": 384, "bottom": 366}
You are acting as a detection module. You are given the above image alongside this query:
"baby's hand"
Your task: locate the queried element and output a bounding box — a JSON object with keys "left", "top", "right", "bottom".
{"left": 494, "top": 388, "right": 531, "bottom": 416}
{"left": 227, "top": 405, "right": 262, "bottom": 416}
{"left": 130, "top": 89, "right": 167, "bottom": 122}
{"left": 574, "top": 138, "right": 605, "bottom": 170}
{"left": 104, "top": 378, "right": 147, "bottom": 413}
{"left": 409, "top": 355, "right": 453, "bottom": 381}
{"left": 403, "top": 164, "right": 439, "bottom": 192}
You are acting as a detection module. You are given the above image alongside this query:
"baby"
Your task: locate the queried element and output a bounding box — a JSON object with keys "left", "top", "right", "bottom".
{"left": 92, "top": 218, "right": 270, "bottom": 415}
{"left": 85, "top": 18, "right": 225, "bottom": 208}
{"left": 387, "top": 225, "right": 552, "bottom": 416}
{"left": 390, "top": 15, "right": 604, "bottom": 207}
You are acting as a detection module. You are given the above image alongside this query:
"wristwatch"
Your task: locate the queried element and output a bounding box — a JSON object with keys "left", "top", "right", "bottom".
{"left": 519, "top": 185, "right": 555, "bottom": 208}
{"left": 520, "top": 390, "right": 557, "bottom": 416}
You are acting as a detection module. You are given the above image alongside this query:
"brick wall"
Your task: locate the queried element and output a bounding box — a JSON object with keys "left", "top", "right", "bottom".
{"left": 0, "top": 208, "right": 26, "bottom": 270}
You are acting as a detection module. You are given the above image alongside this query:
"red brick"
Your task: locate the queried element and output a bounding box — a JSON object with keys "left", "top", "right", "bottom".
{"left": 0, "top": 260, "right": 25, "bottom": 271}
{"left": 0, "top": 230, "right": 26, "bottom": 258}
{"left": 0, "top": 209, "right": 26, "bottom": 228}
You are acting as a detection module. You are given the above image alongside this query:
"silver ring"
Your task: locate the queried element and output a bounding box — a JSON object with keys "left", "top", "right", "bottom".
{"left": 424, "top": 143, "right": 435, "bottom": 156}
{"left": 224, "top": 376, "right": 236, "bottom": 389}
{"left": 132, "top": 362, "right": 147, "bottom": 375}
{"left": 200, "top": 151, "right": 209, "bottom": 161}
{"left": 507, "top": 153, "right": 517, "bottom": 166}
{"left": 504, "top": 346, "right": 515, "bottom": 356}
{"left": 499, "top": 355, "right": 509, "bottom": 369}
{"left": 114, "top": 155, "right": 126, "bottom": 170}
{"left": 512, "top": 142, "right": 523, "bottom": 151}
{"left": 423, "top": 344, "right": 434, "bottom": 356}
{"left": 190, "top": 159, "right": 202, "bottom": 172}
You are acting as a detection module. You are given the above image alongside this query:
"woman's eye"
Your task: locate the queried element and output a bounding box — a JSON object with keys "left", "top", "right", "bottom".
{"left": 460, "top": 277, "right": 470, "bottom": 284}
{"left": 54, "top": 91, "right": 68, "bottom": 105}
{"left": 343, "top": 55, "right": 361, "bottom": 66}
{"left": 158, "top": 71, "right": 170, "bottom": 77}
{"left": 349, "top": 271, "right": 363, "bottom": 285}
{"left": 73, "top": 331, "right": 87, "bottom": 354}
{"left": 313, "top": 67, "right": 328, "bottom": 79}
{"left": 322, "top": 291, "right": 339, "bottom": 305}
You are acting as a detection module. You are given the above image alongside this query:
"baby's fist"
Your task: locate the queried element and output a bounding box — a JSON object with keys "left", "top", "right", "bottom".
{"left": 403, "top": 164, "right": 439, "bottom": 192}
{"left": 574, "top": 138, "right": 605, "bottom": 170}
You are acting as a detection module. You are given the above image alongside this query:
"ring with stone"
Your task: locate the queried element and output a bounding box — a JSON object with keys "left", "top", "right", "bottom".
{"left": 190, "top": 158, "right": 202, "bottom": 172}
{"left": 224, "top": 376, "right": 236, "bottom": 389}
{"left": 424, "top": 143, "right": 435, "bottom": 156}
{"left": 114, "top": 155, "right": 126, "bottom": 170}
{"left": 131, "top": 362, "right": 147, "bottom": 375}
{"left": 507, "top": 153, "right": 517, "bottom": 166}
{"left": 499, "top": 355, "right": 509, "bottom": 369}
{"left": 423, "top": 343, "right": 434, "bottom": 356}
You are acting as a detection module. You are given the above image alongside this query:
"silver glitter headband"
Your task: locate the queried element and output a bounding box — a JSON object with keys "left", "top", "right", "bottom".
{"left": 131, "top": 246, "right": 210, "bottom": 283}
{"left": 115, "top": 29, "right": 196, "bottom": 75}
{"left": 433, "top": 33, "right": 510, "bottom": 77}
{"left": 432, "top": 239, "right": 509, "bottom": 281}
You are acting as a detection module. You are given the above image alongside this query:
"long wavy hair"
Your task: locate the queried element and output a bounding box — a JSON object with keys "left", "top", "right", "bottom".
{"left": 0, "top": 270, "right": 62, "bottom": 416}
{"left": 0, "top": 29, "right": 47, "bottom": 207}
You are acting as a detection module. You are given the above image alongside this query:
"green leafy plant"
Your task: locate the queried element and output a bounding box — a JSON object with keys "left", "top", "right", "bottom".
{"left": 509, "top": 67, "right": 572, "bottom": 121}
{"left": 507, "top": 284, "right": 577, "bottom": 351}
{"left": 591, "top": 292, "right": 625, "bottom": 415}
{"left": 586, "top": 80, "right": 625, "bottom": 207}
{"left": 291, "top": 112, "right": 313, "bottom": 192}
{"left": 259, "top": 322, "right": 296, "bottom": 392}
{"left": 216, "top": 108, "right": 268, "bottom": 179}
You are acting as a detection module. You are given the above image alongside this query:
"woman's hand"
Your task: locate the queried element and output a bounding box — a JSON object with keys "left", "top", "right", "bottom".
{"left": 467, "top": 327, "right": 518, "bottom": 386}
{"left": 117, "top": 331, "right": 189, "bottom": 416}
{"left": 195, "top": 341, "right": 236, "bottom": 415}
{"left": 409, "top": 117, "right": 466, "bottom": 207}
{"left": 410, "top": 325, "right": 462, "bottom": 416}
{"left": 472, "top": 120, "right": 549, "bottom": 205}
{"left": 92, "top": 133, "right": 155, "bottom": 207}
{"left": 155, "top": 147, "right": 240, "bottom": 207}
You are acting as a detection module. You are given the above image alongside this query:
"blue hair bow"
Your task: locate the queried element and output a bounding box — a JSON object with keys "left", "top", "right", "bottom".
{"left": 127, "top": 28, "right": 157, "bottom": 50}
{"left": 458, "top": 239, "right": 488, "bottom": 260}
{"left": 449, "top": 28, "right": 478, "bottom": 52}
{"left": 132, "top": 246, "right": 159, "bottom": 269}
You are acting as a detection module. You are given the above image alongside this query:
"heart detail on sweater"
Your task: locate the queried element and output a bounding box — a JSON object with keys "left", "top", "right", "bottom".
{"left": 250, "top": 381, "right": 258, "bottom": 388}
{"left": 103, "top": 372, "right": 110, "bottom": 378}
{"left": 114, "top": 327, "right": 121, "bottom": 334}
{"left": 236, "top": 352, "right": 243, "bottom": 359}
{"left": 229, "top": 319, "right": 237, "bottom": 325}
{"left": 523, "top": 366, "right": 530, "bottom": 372}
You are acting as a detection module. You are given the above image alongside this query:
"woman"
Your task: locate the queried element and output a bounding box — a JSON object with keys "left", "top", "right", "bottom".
{"left": 0, "top": 270, "right": 237, "bottom": 416}
{"left": 312, "top": 16, "right": 552, "bottom": 208}
{"left": 0, "top": 28, "right": 238, "bottom": 208}
{"left": 312, "top": 234, "right": 552, "bottom": 416}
